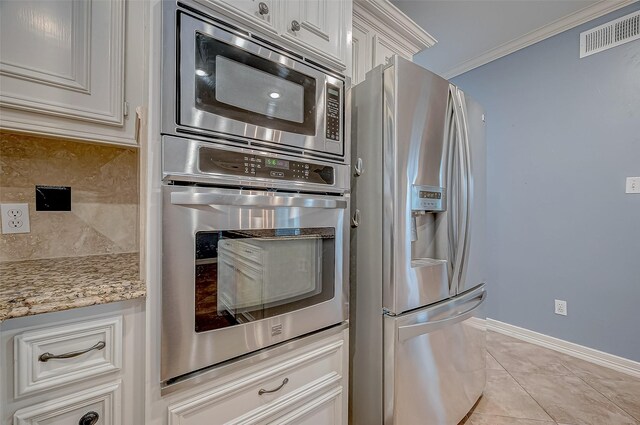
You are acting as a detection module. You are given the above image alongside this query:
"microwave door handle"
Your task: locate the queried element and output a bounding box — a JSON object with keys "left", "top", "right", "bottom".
{"left": 171, "top": 192, "right": 347, "bottom": 209}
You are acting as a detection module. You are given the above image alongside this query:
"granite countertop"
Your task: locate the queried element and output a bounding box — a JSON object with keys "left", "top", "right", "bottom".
{"left": 0, "top": 253, "right": 145, "bottom": 322}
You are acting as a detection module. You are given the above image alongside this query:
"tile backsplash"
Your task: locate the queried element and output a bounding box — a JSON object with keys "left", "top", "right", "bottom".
{"left": 0, "top": 132, "right": 139, "bottom": 262}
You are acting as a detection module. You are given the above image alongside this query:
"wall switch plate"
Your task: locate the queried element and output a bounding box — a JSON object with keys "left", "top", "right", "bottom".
{"left": 1, "top": 203, "right": 31, "bottom": 234}
{"left": 554, "top": 299, "right": 567, "bottom": 316}
{"left": 626, "top": 177, "right": 640, "bottom": 194}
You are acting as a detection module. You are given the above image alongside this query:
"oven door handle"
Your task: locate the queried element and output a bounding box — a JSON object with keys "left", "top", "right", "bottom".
{"left": 171, "top": 192, "right": 347, "bottom": 209}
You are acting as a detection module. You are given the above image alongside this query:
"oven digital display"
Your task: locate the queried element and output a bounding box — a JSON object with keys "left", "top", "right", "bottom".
{"left": 419, "top": 191, "right": 442, "bottom": 199}
{"left": 265, "top": 158, "right": 290, "bottom": 170}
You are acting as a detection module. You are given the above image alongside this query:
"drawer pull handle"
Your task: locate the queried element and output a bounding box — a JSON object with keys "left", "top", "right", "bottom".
{"left": 258, "top": 377, "right": 289, "bottom": 395}
{"left": 79, "top": 411, "right": 99, "bottom": 425}
{"left": 39, "top": 341, "right": 106, "bottom": 362}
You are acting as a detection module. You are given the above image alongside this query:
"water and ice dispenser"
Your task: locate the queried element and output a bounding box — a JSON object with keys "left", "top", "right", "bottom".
{"left": 410, "top": 184, "right": 451, "bottom": 296}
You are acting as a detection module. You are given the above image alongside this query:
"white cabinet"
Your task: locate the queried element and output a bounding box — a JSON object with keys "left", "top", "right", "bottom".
{"left": 281, "top": 0, "right": 350, "bottom": 71}
{"left": 0, "top": 300, "right": 145, "bottom": 425}
{"left": 165, "top": 328, "right": 348, "bottom": 425}
{"left": 0, "top": 0, "right": 146, "bottom": 147}
{"left": 13, "top": 382, "right": 121, "bottom": 425}
{"left": 198, "top": 0, "right": 351, "bottom": 71}
{"left": 205, "top": 0, "right": 278, "bottom": 34}
{"left": 14, "top": 316, "right": 123, "bottom": 397}
{"left": 351, "top": 0, "right": 436, "bottom": 85}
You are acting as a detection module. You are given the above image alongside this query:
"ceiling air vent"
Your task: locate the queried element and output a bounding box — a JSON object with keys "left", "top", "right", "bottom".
{"left": 580, "top": 10, "right": 640, "bottom": 58}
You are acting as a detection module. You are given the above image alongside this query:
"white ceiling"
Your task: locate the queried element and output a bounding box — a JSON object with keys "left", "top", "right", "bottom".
{"left": 390, "top": 0, "right": 629, "bottom": 77}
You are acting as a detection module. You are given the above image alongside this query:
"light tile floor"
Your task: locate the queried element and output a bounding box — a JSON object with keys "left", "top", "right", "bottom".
{"left": 460, "top": 331, "right": 640, "bottom": 425}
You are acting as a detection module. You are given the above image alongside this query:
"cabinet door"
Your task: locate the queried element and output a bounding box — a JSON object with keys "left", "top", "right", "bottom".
{"left": 372, "top": 34, "right": 410, "bottom": 69}
{"left": 13, "top": 381, "right": 121, "bottom": 425}
{"left": 0, "top": 0, "right": 125, "bottom": 126}
{"left": 351, "top": 21, "right": 371, "bottom": 85}
{"left": 269, "top": 386, "right": 344, "bottom": 425}
{"left": 281, "top": 0, "right": 347, "bottom": 70}
{"left": 200, "top": 0, "right": 278, "bottom": 34}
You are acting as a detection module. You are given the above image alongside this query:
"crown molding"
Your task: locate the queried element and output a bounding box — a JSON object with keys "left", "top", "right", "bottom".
{"left": 443, "top": 0, "right": 638, "bottom": 79}
{"left": 354, "top": 0, "right": 438, "bottom": 50}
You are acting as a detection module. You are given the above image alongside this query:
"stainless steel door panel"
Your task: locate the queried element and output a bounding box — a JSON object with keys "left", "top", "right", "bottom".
{"left": 174, "top": 10, "right": 344, "bottom": 155}
{"left": 384, "top": 285, "right": 486, "bottom": 425}
{"left": 170, "top": 190, "right": 347, "bottom": 209}
{"left": 455, "top": 93, "right": 486, "bottom": 294}
{"left": 161, "top": 185, "right": 349, "bottom": 382}
{"left": 382, "top": 57, "right": 453, "bottom": 314}
{"left": 162, "top": 136, "right": 350, "bottom": 193}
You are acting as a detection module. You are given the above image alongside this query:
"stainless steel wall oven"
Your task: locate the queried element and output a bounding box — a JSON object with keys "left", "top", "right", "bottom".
{"left": 161, "top": 136, "right": 350, "bottom": 385}
{"left": 162, "top": 1, "right": 347, "bottom": 161}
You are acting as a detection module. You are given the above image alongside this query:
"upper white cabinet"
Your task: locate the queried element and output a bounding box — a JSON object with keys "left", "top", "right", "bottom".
{"left": 200, "top": 0, "right": 351, "bottom": 72}
{"left": 281, "top": 0, "right": 350, "bottom": 71}
{"left": 207, "top": 0, "right": 278, "bottom": 34}
{"left": 0, "top": 0, "right": 145, "bottom": 147}
{"left": 352, "top": 0, "right": 436, "bottom": 84}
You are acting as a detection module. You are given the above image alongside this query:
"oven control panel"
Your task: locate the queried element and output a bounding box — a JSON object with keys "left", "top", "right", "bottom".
{"left": 325, "top": 84, "right": 341, "bottom": 141}
{"left": 198, "top": 147, "right": 335, "bottom": 185}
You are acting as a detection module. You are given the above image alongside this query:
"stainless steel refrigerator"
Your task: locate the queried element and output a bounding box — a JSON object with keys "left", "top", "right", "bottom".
{"left": 350, "top": 56, "right": 487, "bottom": 425}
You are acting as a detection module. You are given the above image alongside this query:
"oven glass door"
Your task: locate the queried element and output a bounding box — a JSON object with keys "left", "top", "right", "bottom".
{"left": 162, "top": 185, "right": 347, "bottom": 382}
{"left": 178, "top": 12, "right": 344, "bottom": 154}
{"left": 195, "top": 228, "right": 335, "bottom": 332}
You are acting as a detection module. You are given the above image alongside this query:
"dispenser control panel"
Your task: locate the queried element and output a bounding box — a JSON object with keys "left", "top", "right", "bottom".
{"left": 411, "top": 185, "right": 446, "bottom": 212}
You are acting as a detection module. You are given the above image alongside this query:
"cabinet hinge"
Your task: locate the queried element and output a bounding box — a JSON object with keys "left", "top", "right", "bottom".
{"left": 124, "top": 101, "right": 130, "bottom": 117}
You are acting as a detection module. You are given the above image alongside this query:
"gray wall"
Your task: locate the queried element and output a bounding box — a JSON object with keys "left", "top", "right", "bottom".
{"left": 421, "top": 4, "right": 640, "bottom": 360}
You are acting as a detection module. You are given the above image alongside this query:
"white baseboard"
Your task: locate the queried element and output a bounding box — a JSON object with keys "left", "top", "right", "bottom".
{"left": 485, "top": 318, "right": 640, "bottom": 379}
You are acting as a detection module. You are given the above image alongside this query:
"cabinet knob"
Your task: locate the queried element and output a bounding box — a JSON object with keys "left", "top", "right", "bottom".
{"left": 258, "top": 2, "right": 269, "bottom": 15}
{"left": 79, "top": 411, "right": 99, "bottom": 425}
{"left": 291, "top": 20, "right": 301, "bottom": 32}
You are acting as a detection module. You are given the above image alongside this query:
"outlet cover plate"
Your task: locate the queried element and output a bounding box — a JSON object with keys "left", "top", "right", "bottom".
{"left": 1, "top": 203, "right": 31, "bottom": 234}
{"left": 626, "top": 177, "right": 640, "bottom": 194}
{"left": 554, "top": 299, "right": 567, "bottom": 316}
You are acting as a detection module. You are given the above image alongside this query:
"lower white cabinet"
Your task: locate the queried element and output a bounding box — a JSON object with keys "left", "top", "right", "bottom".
{"left": 13, "top": 381, "right": 121, "bottom": 425}
{"left": 166, "top": 328, "right": 348, "bottom": 425}
{"left": 0, "top": 300, "right": 145, "bottom": 425}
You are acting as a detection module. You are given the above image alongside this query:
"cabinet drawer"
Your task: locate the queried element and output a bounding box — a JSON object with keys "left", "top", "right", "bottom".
{"left": 13, "top": 381, "right": 121, "bottom": 425}
{"left": 14, "top": 316, "right": 123, "bottom": 397}
{"left": 168, "top": 339, "right": 344, "bottom": 425}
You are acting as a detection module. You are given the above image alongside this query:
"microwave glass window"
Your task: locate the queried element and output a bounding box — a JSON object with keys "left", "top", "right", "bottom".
{"left": 216, "top": 57, "right": 304, "bottom": 124}
{"left": 194, "top": 228, "right": 335, "bottom": 333}
{"left": 194, "top": 32, "right": 316, "bottom": 135}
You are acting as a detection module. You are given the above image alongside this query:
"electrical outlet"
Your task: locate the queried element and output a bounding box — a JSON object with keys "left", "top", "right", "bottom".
{"left": 1, "top": 203, "right": 30, "bottom": 234}
{"left": 554, "top": 299, "right": 567, "bottom": 316}
{"left": 626, "top": 177, "right": 640, "bottom": 194}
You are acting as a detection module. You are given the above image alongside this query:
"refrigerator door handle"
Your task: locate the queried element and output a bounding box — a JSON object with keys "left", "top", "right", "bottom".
{"left": 397, "top": 290, "right": 486, "bottom": 342}
{"left": 450, "top": 86, "right": 467, "bottom": 295}
{"left": 445, "top": 86, "right": 459, "bottom": 292}
{"left": 455, "top": 88, "right": 473, "bottom": 291}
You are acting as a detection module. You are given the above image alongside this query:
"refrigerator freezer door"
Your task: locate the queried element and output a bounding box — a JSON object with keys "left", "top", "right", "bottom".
{"left": 383, "top": 285, "right": 486, "bottom": 425}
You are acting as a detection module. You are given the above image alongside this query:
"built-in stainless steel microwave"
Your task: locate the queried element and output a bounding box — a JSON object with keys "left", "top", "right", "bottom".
{"left": 162, "top": 2, "right": 347, "bottom": 160}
